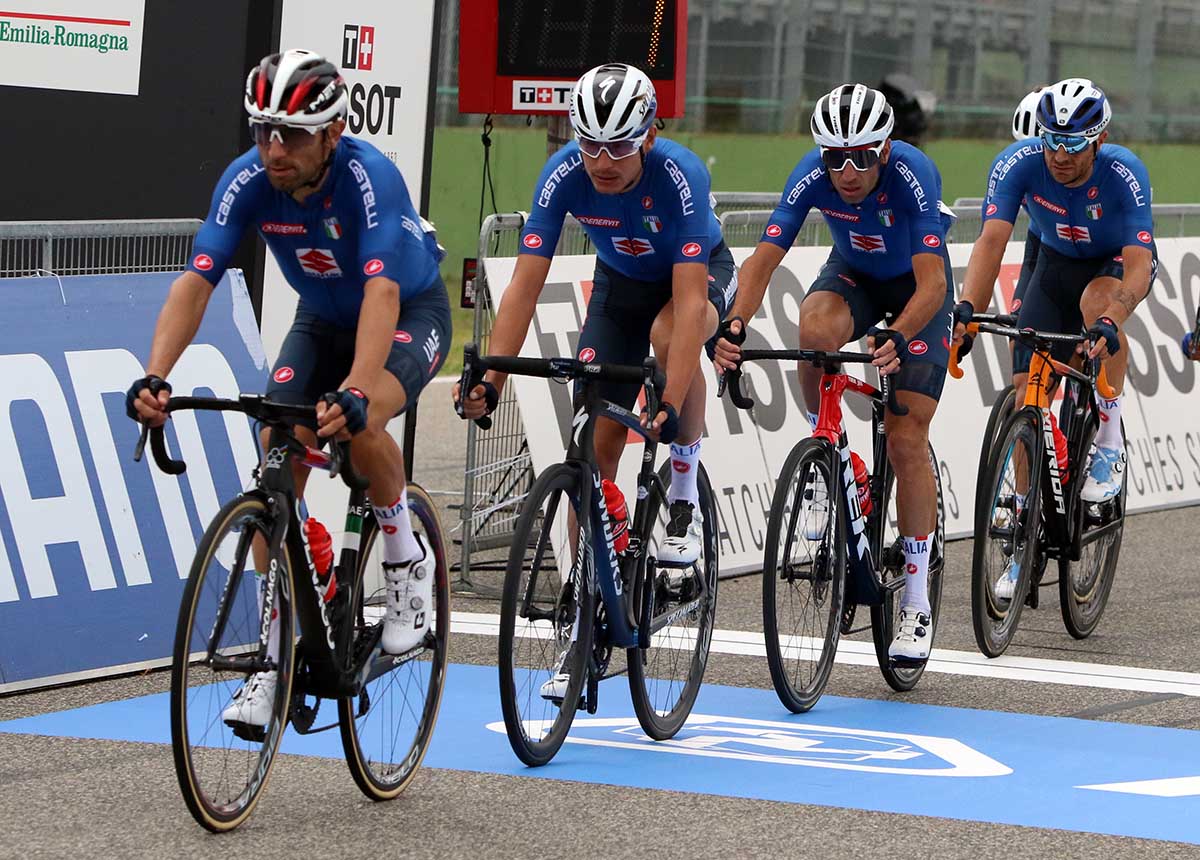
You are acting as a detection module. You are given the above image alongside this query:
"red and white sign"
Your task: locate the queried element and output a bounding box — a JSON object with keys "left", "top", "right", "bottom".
{"left": 1055, "top": 224, "right": 1092, "bottom": 243}
{"left": 295, "top": 248, "right": 343, "bottom": 277}
{"left": 1138, "top": 230, "right": 1153, "bottom": 244}
{"left": 681, "top": 242, "right": 702, "bottom": 258}
{"left": 363, "top": 258, "right": 385, "bottom": 276}
{"left": 848, "top": 232, "right": 887, "bottom": 254}
{"left": 192, "top": 254, "right": 214, "bottom": 272}
{"left": 273, "top": 366, "right": 295, "bottom": 383}
{"left": 923, "top": 235, "right": 942, "bottom": 248}
{"left": 510, "top": 80, "right": 572, "bottom": 111}
{"left": 908, "top": 340, "right": 929, "bottom": 355}
{"left": 523, "top": 233, "right": 544, "bottom": 249}
{"left": 578, "top": 347, "right": 596, "bottom": 363}
{"left": 342, "top": 24, "right": 375, "bottom": 71}
{"left": 765, "top": 224, "right": 783, "bottom": 238}
{"left": 261, "top": 222, "right": 306, "bottom": 235}
{"left": 612, "top": 237, "right": 655, "bottom": 257}
{"left": 393, "top": 330, "right": 412, "bottom": 343}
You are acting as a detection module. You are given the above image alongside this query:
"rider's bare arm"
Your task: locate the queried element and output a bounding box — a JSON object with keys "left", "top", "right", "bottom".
{"left": 343, "top": 275, "right": 401, "bottom": 393}
{"left": 146, "top": 270, "right": 216, "bottom": 379}
{"left": 891, "top": 252, "right": 949, "bottom": 341}
{"left": 958, "top": 218, "right": 1014, "bottom": 319}
{"left": 727, "top": 241, "right": 787, "bottom": 323}
{"left": 481, "top": 253, "right": 553, "bottom": 393}
{"left": 1099, "top": 244, "right": 1154, "bottom": 325}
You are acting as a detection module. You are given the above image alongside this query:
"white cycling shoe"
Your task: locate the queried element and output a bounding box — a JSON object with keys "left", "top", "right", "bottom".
{"left": 1081, "top": 445, "right": 1126, "bottom": 503}
{"left": 659, "top": 500, "right": 702, "bottom": 566}
{"left": 221, "top": 670, "right": 278, "bottom": 729}
{"left": 803, "top": 473, "right": 830, "bottom": 540}
{"left": 382, "top": 533, "right": 434, "bottom": 655}
{"left": 888, "top": 609, "right": 933, "bottom": 663}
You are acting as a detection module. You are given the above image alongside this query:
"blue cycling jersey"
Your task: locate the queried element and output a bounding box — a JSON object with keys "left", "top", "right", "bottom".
{"left": 761, "top": 140, "right": 953, "bottom": 280}
{"left": 519, "top": 137, "right": 723, "bottom": 281}
{"left": 189, "top": 136, "right": 442, "bottom": 329}
{"left": 983, "top": 139, "right": 1154, "bottom": 258}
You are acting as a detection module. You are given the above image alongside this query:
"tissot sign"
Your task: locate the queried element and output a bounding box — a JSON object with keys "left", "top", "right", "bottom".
{"left": 0, "top": 1, "right": 146, "bottom": 95}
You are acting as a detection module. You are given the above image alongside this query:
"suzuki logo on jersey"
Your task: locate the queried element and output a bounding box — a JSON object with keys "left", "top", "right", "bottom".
{"left": 1055, "top": 224, "right": 1092, "bottom": 243}
{"left": 612, "top": 237, "right": 655, "bottom": 257}
{"left": 1085, "top": 203, "right": 1103, "bottom": 220}
{"left": 342, "top": 25, "right": 375, "bottom": 71}
{"left": 1033, "top": 194, "right": 1068, "bottom": 216}
{"left": 643, "top": 215, "right": 662, "bottom": 233}
{"left": 296, "top": 248, "right": 343, "bottom": 278}
{"left": 849, "top": 232, "right": 887, "bottom": 254}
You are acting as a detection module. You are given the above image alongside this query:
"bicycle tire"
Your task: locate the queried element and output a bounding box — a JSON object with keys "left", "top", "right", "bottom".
{"left": 498, "top": 463, "right": 595, "bottom": 766}
{"left": 976, "top": 385, "right": 1016, "bottom": 521}
{"left": 627, "top": 461, "right": 720, "bottom": 739}
{"left": 762, "top": 438, "right": 846, "bottom": 713}
{"left": 170, "top": 493, "right": 294, "bottom": 832}
{"left": 1059, "top": 421, "right": 1126, "bottom": 638}
{"left": 339, "top": 483, "right": 450, "bottom": 799}
{"left": 871, "top": 444, "right": 946, "bottom": 691}
{"left": 971, "top": 406, "right": 1043, "bottom": 657}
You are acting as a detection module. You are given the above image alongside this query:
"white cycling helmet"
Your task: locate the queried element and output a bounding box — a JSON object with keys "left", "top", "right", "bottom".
{"left": 569, "top": 63, "right": 657, "bottom": 142}
{"left": 1036, "top": 77, "right": 1111, "bottom": 139}
{"left": 245, "top": 49, "right": 347, "bottom": 128}
{"left": 811, "top": 83, "right": 894, "bottom": 148}
{"left": 1012, "top": 88, "right": 1045, "bottom": 140}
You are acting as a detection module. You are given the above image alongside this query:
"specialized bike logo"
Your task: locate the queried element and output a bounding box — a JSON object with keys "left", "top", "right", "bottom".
{"left": 1055, "top": 224, "right": 1092, "bottom": 243}
{"left": 612, "top": 237, "right": 655, "bottom": 257}
{"left": 296, "top": 248, "right": 343, "bottom": 278}
{"left": 486, "top": 714, "right": 1011, "bottom": 777}
{"left": 848, "top": 232, "right": 887, "bottom": 254}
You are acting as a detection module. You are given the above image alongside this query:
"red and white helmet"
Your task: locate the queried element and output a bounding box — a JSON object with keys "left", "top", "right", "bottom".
{"left": 244, "top": 49, "right": 347, "bottom": 128}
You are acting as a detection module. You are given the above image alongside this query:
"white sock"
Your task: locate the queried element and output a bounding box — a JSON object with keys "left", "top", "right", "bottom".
{"left": 667, "top": 438, "right": 702, "bottom": 506}
{"left": 254, "top": 571, "right": 280, "bottom": 665}
{"left": 901, "top": 535, "right": 931, "bottom": 615}
{"left": 373, "top": 491, "right": 422, "bottom": 565}
{"left": 1095, "top": 393, "right": 1123, "bottom": 449}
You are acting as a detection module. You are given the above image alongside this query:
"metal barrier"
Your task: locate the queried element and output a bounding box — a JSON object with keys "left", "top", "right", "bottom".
{"left": 0, "top": 219, "right": 202, "bottom": 278}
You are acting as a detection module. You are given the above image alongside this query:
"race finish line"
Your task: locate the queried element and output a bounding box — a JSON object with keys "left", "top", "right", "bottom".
{"left": 3, "top": 663, "right": 1200, "bottom": 844}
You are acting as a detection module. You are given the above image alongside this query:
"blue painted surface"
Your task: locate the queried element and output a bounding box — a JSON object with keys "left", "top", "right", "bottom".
{"left": 2, "top": 662, "right": 1199, "bottom": 844}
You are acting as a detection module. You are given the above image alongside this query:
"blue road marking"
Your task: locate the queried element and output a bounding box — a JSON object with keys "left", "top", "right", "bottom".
{"left": 3, "top": 662, "right": 1200, "bottom": 844}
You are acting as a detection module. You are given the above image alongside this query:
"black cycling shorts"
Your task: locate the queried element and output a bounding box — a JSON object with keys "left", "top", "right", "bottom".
{"left": 574, "top": 241, "right": 738, "bottom": 409}
{"left": 1012, "top": 229, "right": 1042, "bottom": 313}
{"left": 807, "top": 246, "right": 954, "bottom": 401}
{"left": 266, "top": 281, "right": 452, "bottom": 428}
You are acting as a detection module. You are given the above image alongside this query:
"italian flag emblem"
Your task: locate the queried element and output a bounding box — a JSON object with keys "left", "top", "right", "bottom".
{"left": 323, "top": 217, "right": 343, "bottom": 239}
{"left": 1085, "top": 204, "right": 1102, "bottom": 221}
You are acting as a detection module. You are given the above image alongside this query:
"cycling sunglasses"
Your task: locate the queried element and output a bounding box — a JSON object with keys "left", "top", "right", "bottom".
{"left": 1041, "top": 131, "right": 1091, "bottom": 154}
{"left": 576, "top": 133, "right": 647, "bottom": 161}
{"left": 248, "top": 118, "right": 327, "bottom": 147}
{"left": 820, "top": 142, "right": 885, "bottom": 172}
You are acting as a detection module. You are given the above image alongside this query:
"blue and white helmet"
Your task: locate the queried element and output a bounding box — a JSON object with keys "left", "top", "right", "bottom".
{"left": 1012, "top": 87, "right": 1045, "bottom": 140}
{"left": 1036, "top": 78, "right": 1111, "bottom": 138}
{"left": 569, "top": 64, "right": 657, "bottom": 142}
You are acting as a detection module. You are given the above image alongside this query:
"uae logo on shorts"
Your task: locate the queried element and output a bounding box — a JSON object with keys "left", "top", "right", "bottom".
{"left": 273, "top": 366, "right": 294, "bottom": 383}
{"left": 323, "top": 217, "right": 343, "bottom": 239}
{"left": 1085, "top": 203, "right": 1103, "bottom": 220}
{"left": 612, "top": 236, "right": 655, "bottom": 257}
{"left": 643, "top": 215, "right": 662, "bottom": 233}
{"left": 296, "top": 248, "right": 342, "bottom": 278}
{"left": 848, "top": 231, "right": 887, "bottom": 254}
{"left": 877, "top": 209, "right": 895, "bottom": 228}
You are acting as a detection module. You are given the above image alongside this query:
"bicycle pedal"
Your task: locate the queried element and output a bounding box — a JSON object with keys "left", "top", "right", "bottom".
{"left": 226, "top": 720, "right": 267, "bottom": 744}
{"left": 889, "top": 655, "right": 928, "bottom": 669}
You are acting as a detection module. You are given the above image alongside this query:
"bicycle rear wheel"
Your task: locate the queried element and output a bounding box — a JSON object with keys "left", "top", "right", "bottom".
{"left": 972, "top": 407, "right": 1042, "bottom": 657}
{"left": 498, "top": 463, "right": 595, "bottom": 766}
{"left": 170, "top": 493, "right": 294, "bottom": 832}
{"left": 339, "top": 483, "right": 450, "bottom": 800}
{"left": 762, "top": 438, "right": 846, "bottom": 713}
{"left": 1059, "top": 421, "right": 1126, "bottom": 638}
{"left": 627, "top": 461, "right": 720, "bottom": 740}
{"left": 871, "top": 444, "right": 945, "bottom": 691}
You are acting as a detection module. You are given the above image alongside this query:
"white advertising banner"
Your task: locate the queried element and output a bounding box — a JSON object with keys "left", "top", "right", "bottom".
{"left": 0, "top": 2, "right": 145, "bottom": 95}
{"left": 483, "top": 237, "right": 1200, "bottom": 575}
{"left": 260, "top": 0, "right": 437, "bottom": 530}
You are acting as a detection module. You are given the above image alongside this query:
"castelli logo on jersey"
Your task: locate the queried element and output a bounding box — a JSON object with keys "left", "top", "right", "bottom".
{"left": 908, "top": 340, "right": 929, "bottom": 355}
{"left": 523, "top": 233, "right": 543, "bottom": 249}
{"left": 837, "top": 273, "right": 856, "bottom": 286}
{"left": 985, "top": 203, "right": 998, "bottom": 216}
{"left": 394, "top": 330, "right": 412, "bottom": 343}
{"left": 578, "top": 347, "right": 596, "bottom": 362}
{"left": 923, "top": 235, "right": 941, "bottom": 248}
{"left": 363, "top": 258, "right": 384, "bottom": 276}
{"left": 193, "top": 254, "right": 213, "bottom": 271}
{"left": 642, "top": 196, "right": 654, "bottom": 209}
{"left": 1138, "top": 230, "right": 1152, "bottom": 244}
{"left": 681, "top": 242, "right": 702, "bottom": 257}
{"left": 1011, "top": 298, "right": 1023, "bottom": 311}
{"left": 876, "top": 192, "right": 887, "bottom": 204}
{"left": 1088, "top": 186, "right": 1099, "bottom": 200}
{"left": 273, "top": 366, "right": 294, "bottom": 383}
{"left": 765, "top": 224, "right": 783, "bottom": 238}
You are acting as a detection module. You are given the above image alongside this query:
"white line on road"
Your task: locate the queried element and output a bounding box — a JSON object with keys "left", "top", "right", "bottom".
{"left": 450, "top": 611, "right": 1200, "bottom": 697}
{"left": 1078, "top": 776, "right": 1200, "bottom": 797}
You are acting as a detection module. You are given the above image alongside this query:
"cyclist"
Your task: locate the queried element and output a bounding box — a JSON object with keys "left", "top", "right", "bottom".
{"left": 126, "top": 50, "right": 451, "bottom": 727}
{"left": 454, "top": 63, "right": 735, "bottom": 695}
{"left": 954, "top": 78, "right": 1156, "bottom": 599}
{"left": 1009, "top": 87, "right": 1047, "bottom": 316}
{"left": 714, "top": 83, "right": 955, "bottom": 664}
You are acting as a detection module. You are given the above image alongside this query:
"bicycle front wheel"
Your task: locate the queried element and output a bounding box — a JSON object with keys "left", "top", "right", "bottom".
{"left": 1059, "top": 421, "right": 1126, "bottom": 639}
{"left": 339, "top": 483, "right": 450, "bottom": 800}
{"left": 976, "top": 385, "right": 1016, "bottom": 520}
{"left": 762, "top": 438, "right": 846, "bottom": 713}
{"left": 170, "top": 493, "right": 295, "bottom": 832}
{"left": 627, "top": 461, "right": 720, "bottom": 740}
{"left": 498, "top": 463, "right": 595, "bottom": 766}
{"left": 972, "top": 407, "right": 1042, "bottom": 657}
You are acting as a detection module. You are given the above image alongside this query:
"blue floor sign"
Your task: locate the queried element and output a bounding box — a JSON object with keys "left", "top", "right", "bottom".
{"left": 3, "top": 662, "right": 1199, "bottom": 844}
